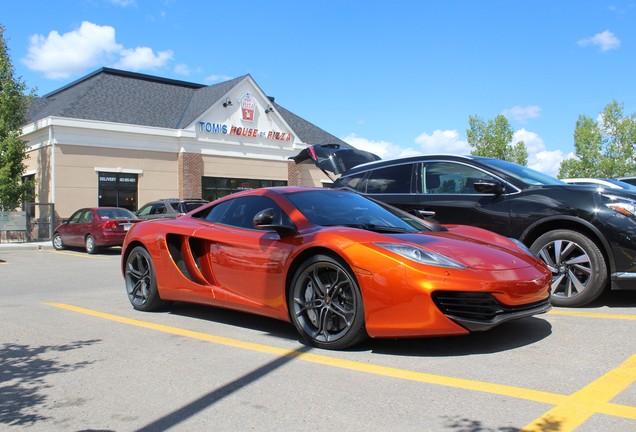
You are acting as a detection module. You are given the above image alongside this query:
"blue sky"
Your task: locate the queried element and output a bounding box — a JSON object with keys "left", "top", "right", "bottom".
{"left": 4, "top": 0, "right": 636, "bottom": 176}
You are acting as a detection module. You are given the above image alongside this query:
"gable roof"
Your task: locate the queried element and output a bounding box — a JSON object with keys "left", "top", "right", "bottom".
{"left": 26, "top": 67, "right": 348, "bottom": 146}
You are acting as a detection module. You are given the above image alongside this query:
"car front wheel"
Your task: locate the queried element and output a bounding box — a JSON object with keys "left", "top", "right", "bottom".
{"left": 52, "top": 233, "right": 65, "bottom": 250}
{"left": 124, "top": 246, "right": 170, "bottom": 311}
{"left": 530, "top": 230, "right": 607, "bottom": 307}
{"left": 289, "top": 254, "right": 367, "bottom": 349}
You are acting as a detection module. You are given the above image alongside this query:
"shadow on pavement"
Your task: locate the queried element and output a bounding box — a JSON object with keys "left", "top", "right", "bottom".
{"left": 0, "top": 340, "right": 99, "bottom": 427}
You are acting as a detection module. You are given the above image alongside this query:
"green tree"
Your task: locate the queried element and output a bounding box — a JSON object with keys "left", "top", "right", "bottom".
{"left": 0, "top": 24, "right": 33, "bottom": 211}
{"left": 466, "top": 114, "right": 528, "bottom": 166}
{"left": 559, "top": 101, "right": 636, "bottom": 178}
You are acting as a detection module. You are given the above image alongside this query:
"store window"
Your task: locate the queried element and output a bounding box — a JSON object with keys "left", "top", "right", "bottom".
{"left": 21, "top": 174, "right": 36, "bottom": 209}
{"left": 98, "top": 172, "right": 138, "bottom": 211}
{"left": 202, "top": 177, "right": 287, "bottom": 201}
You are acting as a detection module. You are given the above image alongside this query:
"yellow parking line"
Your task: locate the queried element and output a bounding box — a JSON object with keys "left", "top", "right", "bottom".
{"left": 45, "top": 302, "right": 636, "bottom": 426}
{"left": 523, "top": 354, "right": 636, "bottom": 431}
{"left": 549, "top": 309, "right": 636, "bottom": 321}
{"left": 45, "top": 250, "right": 108, "bottom": 259}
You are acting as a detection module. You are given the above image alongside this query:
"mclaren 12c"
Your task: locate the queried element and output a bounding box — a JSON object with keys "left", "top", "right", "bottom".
{"left": 122, "top": 187, "right": 552, "bottom": 349}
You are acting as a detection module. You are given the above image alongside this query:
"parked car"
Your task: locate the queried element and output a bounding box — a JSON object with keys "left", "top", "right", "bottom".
{"left": 136, "top": 198, "right": 208, "bottom": 221}
{"left": 293, "top": 144, "right": 636, "bottom": 307}
{"left": 52, "top": 207, "right": 140, "bottom": 254}
{"left": 121, "top": 187, "right": 551, "bottom": 350}
{"left": 561, "top": 177, "right": 636, "bottom": 191}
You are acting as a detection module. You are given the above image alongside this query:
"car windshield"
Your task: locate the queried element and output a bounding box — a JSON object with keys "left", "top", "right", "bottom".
{"left": 286, "top": 190, "right": 433, "bottom": 233}
{"left": 96, "top": 208, "right": 136, "bottom": 219}
{"left": 482, "top": 158, "right": 565, "bottom": 186}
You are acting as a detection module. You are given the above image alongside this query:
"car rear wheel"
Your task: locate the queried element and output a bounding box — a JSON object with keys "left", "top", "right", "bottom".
{"left": 125, "top": 246, "right": 170, "bottom": 311}
{"left": 52, "top": 233, "right": 65, "bottom": 250}
{"left": 289, "top": 254, "right": 367, "bottom": 349}
{"left": 85, "top": 235, "right": 98, "bottom": 254}
{"left": 530, "top": 230, "right": 607, "bottom": 307}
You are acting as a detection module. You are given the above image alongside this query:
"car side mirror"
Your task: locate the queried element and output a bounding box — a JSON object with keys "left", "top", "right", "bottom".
{"left": 474, "top": 180, "right": 505, "bottom": 195}
{"left": 253, "top": 208, "right": 296, "bottom": 236}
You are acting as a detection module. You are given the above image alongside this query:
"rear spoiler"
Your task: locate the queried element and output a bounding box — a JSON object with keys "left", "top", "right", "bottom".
{"left": 291, "top": 144, "right": 381, "bottom": 179}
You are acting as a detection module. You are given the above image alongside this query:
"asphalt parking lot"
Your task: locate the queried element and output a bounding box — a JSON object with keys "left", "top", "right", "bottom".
{"left": 1, "top": 246, "right": 635, "bottom": 431}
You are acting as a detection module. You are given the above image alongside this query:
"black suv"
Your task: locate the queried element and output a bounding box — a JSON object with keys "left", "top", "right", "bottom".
{"left": 294, "top": 144, "right": 636, "bottom": 307}
{"left": 136, "top": 198, "right": 208, "bottom": 221}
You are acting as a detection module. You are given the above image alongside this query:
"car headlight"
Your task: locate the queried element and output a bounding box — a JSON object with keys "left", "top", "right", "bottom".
{"left": 375, "top": 243, "right": 466, "bottom": 269}
{"left": 604, "top": 195, "right": 636, "bottom": 218}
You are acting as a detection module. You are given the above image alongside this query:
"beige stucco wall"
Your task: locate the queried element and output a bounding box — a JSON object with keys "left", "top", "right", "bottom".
{"left": 51, "top": 144, "right": 179, "bottom": 217}
{"left": 202, "top": 155, "right": 288, "bottom": 180}
{"left": 300, "top": 164, "right": 331, "bottom": 187}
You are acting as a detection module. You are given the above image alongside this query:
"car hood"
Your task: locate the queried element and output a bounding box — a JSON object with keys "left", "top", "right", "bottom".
{"left": 291, "top": 144, "right": 380, "bottom": 175}
{"left": 388, "top": 232, "right": 540, "bottom": 270}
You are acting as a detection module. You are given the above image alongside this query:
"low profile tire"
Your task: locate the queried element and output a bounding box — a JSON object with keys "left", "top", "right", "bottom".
{"left": 52, "top": 233, "right": 65, "bottom": 250}
{"left": 124, "top": 246, "right": 170, "bottom": 311}
{"left": 288, "top": 254, "right": 367, "bottom": 350}
{"left": 85, "top": 235, "right": 98, "bottom": 254}
{"left": 530, "top": 230, "right": 607, "bottom": 307}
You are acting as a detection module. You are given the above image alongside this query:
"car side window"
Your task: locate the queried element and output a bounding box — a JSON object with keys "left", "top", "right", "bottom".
{"left": 67, "top": 210, "right": 83, "bottom": 224}
{"left": 422, "top": 162, "right": 495, "bottom": 194}
{"left": 137, "top": 205, "right": 152, "bottom": 216}
{"left": 338, "top": 173, "right": 366, "bottom": 192}
{"left": 220, "top": 196, "right": 286, "bottom": 230}
{"left": 365, "top": 164, "right": 413, "bottom": 194}
{"left": 81, "top": 211, "right": 93, "bottom": 223}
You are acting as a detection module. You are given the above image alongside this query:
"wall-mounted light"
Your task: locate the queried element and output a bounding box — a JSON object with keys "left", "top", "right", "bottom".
{"left": 264, "top": 105, "right": 274, "bottom": 114}
{"left": 223, "top": 97, "right": 233, "bottom": 107}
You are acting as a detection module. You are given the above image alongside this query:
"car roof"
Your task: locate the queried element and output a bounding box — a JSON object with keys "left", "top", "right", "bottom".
{"left": 343, "top": 154, "right": 479, "bottom": 175}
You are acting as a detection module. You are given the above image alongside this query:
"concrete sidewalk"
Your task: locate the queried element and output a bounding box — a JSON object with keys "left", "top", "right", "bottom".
{"left": 0, "top": 241, "right": 53, "bottom": 251}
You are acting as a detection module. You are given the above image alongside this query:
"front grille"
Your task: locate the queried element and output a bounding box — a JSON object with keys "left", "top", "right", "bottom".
{"left": 432, "top": 291, "right": 546, "bottom": 322}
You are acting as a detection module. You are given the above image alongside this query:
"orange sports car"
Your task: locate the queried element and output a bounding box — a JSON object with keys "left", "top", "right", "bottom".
{"left": 122, "top": 187, "right": 551, "bottom": 349}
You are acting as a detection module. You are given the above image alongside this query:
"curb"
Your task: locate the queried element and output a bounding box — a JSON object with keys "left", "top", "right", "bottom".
{"left": 0, "top": 242, "right": 54, "bottom": 251}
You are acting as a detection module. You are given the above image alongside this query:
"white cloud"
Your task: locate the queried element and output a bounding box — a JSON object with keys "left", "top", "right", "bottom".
{"left": 22, "top": 21, "right": 173, "bottom": 79}
{"left": 414, "top": 129, "right": 471, "bottom": 155}
{"left": 22, "top": 22, "right": 122, "bottom": 79}
{"left": 174, "top": 64, "right": 190, "bottom": 75}
{"left": 204, "top": 74, "right": 233, "bottom": 83}
{"left": 344, "top": 128, "right": 566, "bottom": 177}
{"left": 109, "top": 0, "right": 137, "bottom": 6}
{"left": 341, "top": 134, "right": 420, "bottom": 159}
{"left": 114, "top": 47, "right": 173, "bottom": 70}
{"left": 577, "top": 30, "right": 621, "bottom": 52}
{"left": 501, "top": 105, "right": 541, "bottom": 123}
{"left": 514, "top": 129, "right": 565, "bottom": 176}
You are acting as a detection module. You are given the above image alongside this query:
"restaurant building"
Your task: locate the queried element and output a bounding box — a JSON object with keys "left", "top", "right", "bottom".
{"left": 21, "top": 68, "right": 340, "bottom": 221}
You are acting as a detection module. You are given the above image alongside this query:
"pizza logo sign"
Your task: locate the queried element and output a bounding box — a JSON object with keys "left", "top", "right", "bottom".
{"left": 240, "top": 92, "right": 255, "bottom": 122}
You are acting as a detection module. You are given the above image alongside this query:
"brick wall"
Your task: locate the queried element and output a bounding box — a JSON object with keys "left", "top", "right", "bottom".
{"left": 287, "top": 160, "right": 303, "bottom": 186}
{"left": 178, "top": 152, "right": 203, "bottom": 198}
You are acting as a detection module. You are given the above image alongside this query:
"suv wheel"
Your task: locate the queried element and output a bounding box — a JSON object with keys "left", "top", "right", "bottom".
{"left": 530, "top": 230, "right": 607, "bottom": 307}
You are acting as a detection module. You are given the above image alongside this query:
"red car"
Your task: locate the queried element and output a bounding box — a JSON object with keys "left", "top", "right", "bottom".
{"left": 122, "top": 188, "right": 552, "bottom": 349}
{"left": 53, "top": 207, "right": 139, "bottom": 254}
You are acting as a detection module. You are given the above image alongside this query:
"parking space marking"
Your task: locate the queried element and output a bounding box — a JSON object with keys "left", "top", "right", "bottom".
{"left": 45, "top": 302, "right": 636, "bottom": 427}
{"left": 523, "top": 353, "right": 636, "bottom": 431}
{"left": 549, "top": 309, "right": 636, "bottom": 321}
{"left": 45, "top": 250, "right": 109, "bottom": 259}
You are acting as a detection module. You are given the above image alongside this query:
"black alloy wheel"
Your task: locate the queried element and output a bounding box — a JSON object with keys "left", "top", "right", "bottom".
{"left": 289, "top": 254, "right": 367, "bottom": 349}
{"left": 125, "top": 246, "right": 170, "bottom": 311}
{"left": 530, "top": 229, "right": 607, "bottom": 307}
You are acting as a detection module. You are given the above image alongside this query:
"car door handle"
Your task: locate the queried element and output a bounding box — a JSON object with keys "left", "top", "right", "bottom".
{"left": 410, "top": 209, "right": 436, "bottom": 218}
